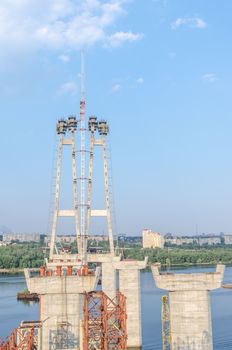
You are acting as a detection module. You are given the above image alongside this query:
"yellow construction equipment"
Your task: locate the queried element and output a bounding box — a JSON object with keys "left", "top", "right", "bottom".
{"left": 162, "top": 295, "right": 172, "bottom": 350}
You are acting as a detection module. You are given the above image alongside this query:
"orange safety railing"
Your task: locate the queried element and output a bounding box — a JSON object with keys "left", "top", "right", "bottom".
{"left": 39, "top": 264, "right": 90, "bottom": 277}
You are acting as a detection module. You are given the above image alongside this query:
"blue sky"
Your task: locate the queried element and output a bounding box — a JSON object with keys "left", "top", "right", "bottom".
{"left": 1, "top": 0, "right": 232, "bottom": 236}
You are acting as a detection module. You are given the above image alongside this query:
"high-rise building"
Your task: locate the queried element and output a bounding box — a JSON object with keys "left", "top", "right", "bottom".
{"left": 142, "top": 229, "right": 165, "bottom": 248}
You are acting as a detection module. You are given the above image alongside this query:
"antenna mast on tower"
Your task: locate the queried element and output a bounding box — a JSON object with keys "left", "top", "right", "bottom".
{"left": 80, "top": 51, "right": 87, "bottom": 264}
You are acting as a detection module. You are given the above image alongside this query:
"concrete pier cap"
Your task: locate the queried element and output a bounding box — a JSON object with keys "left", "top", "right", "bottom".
{"left": 151, "top": 263, "right": 225, "bottom": 350}
{"left": 151, "top": 263, "right": 225, "bottom": 291}
{"left": 24, "top": 266, "right": 101, "bottom": 294}
{"left": 86, "top": 253, "right": 121, "bottom": 300}
{"left": 113, "top": 256, "right": 148, "bottom": 270}
{"left": 24, "top": 267, "right": 101, "bottom": 350}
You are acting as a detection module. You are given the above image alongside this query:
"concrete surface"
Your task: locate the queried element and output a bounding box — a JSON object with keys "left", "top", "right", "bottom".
{"left": 152, "top": 263, "right": 225, "bottom": 350}
{"left": 114, "top": 258, "right": 148, "bottom": 349}
{"left": 24, "top": 267, "right": 100, "bottom": 350}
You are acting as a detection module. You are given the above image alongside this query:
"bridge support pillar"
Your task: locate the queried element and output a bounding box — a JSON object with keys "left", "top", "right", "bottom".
{"left": 24, "top": 267, "right": 100, "bottom": 350}
{"left": 152, "top": 264, "right": 225, "bottom": 350}
{"left": 114, "top": 258, "right": 147, "bottom": 349}
{"left": 102, "top": 261, "right": 116, "bottom": 300}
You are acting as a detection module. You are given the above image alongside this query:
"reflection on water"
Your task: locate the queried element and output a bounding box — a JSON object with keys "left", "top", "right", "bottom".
{"left": 1, "top": 266, "right": 232, "bottom": 349}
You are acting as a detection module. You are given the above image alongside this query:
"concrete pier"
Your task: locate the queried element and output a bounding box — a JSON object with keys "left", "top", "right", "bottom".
{"left": 152, "top": 264, "right": 225, "bottom": 350}
{"left": 101, "top": 261, "right": 117, "bottom": 300}
{"left": 24, "top": 267, "right": 100, "bottom": 350}
{"left": 114, "top": 258, "right": 148, "bottom": 349}
{"left": 87, "top": 253, "right": 121, "bottom": 300}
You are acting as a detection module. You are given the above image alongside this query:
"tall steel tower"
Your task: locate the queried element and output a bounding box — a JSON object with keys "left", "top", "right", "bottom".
{"left": 49, "top": 54, "right": 114, "bottom": 262}
{"left": 86, "top": 117, "right": 114, "bottom": 255}
{"left": 79, "top": 52, "right": 87, "bottom": 264}
{"left": 49, "top": 116, "right": 80, "bottom": 260}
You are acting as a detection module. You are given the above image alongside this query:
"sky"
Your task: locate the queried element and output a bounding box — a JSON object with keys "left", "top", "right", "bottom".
{"left": 1, "top": 0, "right": 232, "bottom": 236}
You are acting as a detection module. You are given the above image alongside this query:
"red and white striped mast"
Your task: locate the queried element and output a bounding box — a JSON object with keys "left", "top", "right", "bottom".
{"left": 80, "top": 51, "right": 87, "bottom": 264}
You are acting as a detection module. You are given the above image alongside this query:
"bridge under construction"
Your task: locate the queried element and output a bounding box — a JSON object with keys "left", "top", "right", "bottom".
{"left": 0, "top": 56, "right": 226, "bottom": 350}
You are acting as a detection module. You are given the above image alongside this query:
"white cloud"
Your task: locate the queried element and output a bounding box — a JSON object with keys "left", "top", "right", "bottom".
{"left": 107, "top": 31, "right": 144, "bottom": 47}
{"left": 59, "top": 54, "right": 70, "bottom": 63}
{"left": 111, "top": 76, "right": 144, "bottom": 92}
{"left": 111, "top": 83, "right": 121, "bottom": 92}
{"left": 59, "top": 81, "right": 78, "bottom": 95}
{"left": 171, "top": 17, "right": 207, "bottom": 30}
{"left": 202, "top": 73, "right": 217, "bottom": 83}
{"left": 136, "top": 77, "right": 144, "bottom": 84}
{"left": 0, "top": 0, "right": 143, "bottom": 53}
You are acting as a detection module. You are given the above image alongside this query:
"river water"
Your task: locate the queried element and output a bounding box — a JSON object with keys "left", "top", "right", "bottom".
{"left": 0, "top": 265, "right": 232, "bottom": 349}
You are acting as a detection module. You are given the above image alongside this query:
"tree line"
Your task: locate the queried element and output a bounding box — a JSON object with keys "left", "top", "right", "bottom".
{"left": 0, "top": 243, "right": 44, "bottom": 269}
{"left": 1, "top": 243, "right": 232, "bottom": 269}
{"left": 123, "top": 247, "right": 232, "bottom": 266}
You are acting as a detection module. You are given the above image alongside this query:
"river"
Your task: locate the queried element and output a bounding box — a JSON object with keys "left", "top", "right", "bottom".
{"left": 0, "top": 265, "right": 232, "bottom": 349}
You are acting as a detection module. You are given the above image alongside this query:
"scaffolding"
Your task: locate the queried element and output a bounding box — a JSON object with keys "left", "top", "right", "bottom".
{"left": 83, "top": 291, "right": 127, "bottom": 350}
{"left": 0, "top": 321, "right": 41, "bottom": 350}
{"left": 162, "top": 295, "right": 172, "bottom": 350}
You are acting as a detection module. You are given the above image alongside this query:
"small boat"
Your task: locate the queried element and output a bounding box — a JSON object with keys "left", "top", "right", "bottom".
{"left": 223, "top": 284, "right": 232, "bottom": 289}
{"left": 17, "top": 292, "right": 39, "bottom": 302}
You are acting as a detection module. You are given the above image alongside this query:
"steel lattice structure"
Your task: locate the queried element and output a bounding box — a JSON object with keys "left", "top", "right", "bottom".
{"left": 0, "top": 321, "right": 41, "bottom": 350}
{"left": 83, "top": 291, "right": 127, "bottom": 350}
{"left": 79, "top": 51, "right": 87, "bottom": 264}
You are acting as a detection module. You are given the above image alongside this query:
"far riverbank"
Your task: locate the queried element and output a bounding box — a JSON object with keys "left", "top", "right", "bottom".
{"left": 1, "top": 262, "right": 232, "bottom": 275}
{"left": 0, "top": 268, "right": 24, "bottom": 274}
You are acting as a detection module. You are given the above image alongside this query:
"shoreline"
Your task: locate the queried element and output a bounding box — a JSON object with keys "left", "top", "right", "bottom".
{"left": 0, "top": 268, "right": 24, "bottom": 274}
{"left": 160, "top": 261, "right": 228, "bottom": 267}
{"left": 0, "top": 261, "right": 231, "bottom": 274}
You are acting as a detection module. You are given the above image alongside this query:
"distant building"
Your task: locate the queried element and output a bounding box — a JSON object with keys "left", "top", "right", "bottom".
{"left": 165, "top": 234, "right": 222, "bottom": 246}
{"left": 224, "top": 235, "right": 232, "bottom": 245}
{"left": 198, "top": 236, "right": 221, "bottom": 246}
{"left": 90, "top": 235, "right": 109, "bottom": 242}
{"left": 142, "top": 229, "right": 165, "bottom": 249}
{"left": 165, "top": 236, "right": 198, "bottom": 246}
{"left": 56, "top": 235, "right": 76, "bottom": 244}
{"left": 45, "top": 234, "right": 110, "bottom": 245}
{"left": 3, "top": 233, "right": 41, "bottom": 243}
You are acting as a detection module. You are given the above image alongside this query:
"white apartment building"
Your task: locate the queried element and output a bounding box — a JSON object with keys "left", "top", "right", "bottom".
{"left": 142, "top": 229, "right": 165, "bottom": 249}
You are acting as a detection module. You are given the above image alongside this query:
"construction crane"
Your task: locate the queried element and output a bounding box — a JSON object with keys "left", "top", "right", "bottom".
{"left": 162, "top": 295, "right": 172, "bottom": 350}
